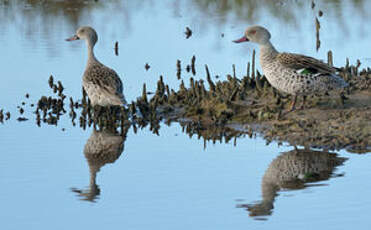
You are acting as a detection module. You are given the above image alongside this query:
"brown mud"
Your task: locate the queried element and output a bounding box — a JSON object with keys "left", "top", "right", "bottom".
{"left": 136, "top": 52, "right": 370, "bottom": 152}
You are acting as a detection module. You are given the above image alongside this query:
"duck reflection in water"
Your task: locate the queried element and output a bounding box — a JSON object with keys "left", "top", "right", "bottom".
{"left": 237, "top": 148, "right": 347, "bottom": 218}
{"left": 71, "top": 126, "right": 129, "bottom": 202}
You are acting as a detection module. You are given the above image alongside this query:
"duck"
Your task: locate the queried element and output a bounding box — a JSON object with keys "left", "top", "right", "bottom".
{"left": 241, "top": 148, "right": 347, "bottom": 217}
{"left": 71, "top": 128, "right": 127, "bottom": 202}
{"left": 66, "top": 26, "right": 127, "bottom": 106}
{"left": 233, "top": 25, "right": 348, "bottom": 111}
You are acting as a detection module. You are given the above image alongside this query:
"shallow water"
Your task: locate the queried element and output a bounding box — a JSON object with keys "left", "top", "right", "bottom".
{"left": 0, "top": 1, "right": 370, "bottom": 229}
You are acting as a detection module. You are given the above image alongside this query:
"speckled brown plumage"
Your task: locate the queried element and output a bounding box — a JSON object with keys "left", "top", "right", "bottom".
{"left": 277, "top": 52, "right": 338, "bottom": 74}
{"left": 83, "top": 61, "right": 126, "bottom": 106}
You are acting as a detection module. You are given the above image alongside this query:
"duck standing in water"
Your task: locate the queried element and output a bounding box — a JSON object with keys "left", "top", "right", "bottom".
{"left": 66, "top": 26, "right": 127, "bottom": 106}
{"left": 234, "top": 25, "right": 348, "bottom": 111}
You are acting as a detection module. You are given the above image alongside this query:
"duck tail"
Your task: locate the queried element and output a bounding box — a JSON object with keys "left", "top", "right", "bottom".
{"left": 332, "top": 74, "right": 349, "bottom": 89}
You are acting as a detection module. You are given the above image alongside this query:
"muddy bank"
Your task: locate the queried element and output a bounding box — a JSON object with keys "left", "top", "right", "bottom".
{"left": 4, "top": 53, "right": 370, "bottom": 152}
{"left": 136, "top": 53, "right": 370, "bottom": 152}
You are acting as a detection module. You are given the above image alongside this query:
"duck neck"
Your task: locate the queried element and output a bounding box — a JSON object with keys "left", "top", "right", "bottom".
{"left": 259, "top": 41, "right": 278, "bottom": 63}
{"left": 86, "top": 40, "right": 98, "bottom": 65}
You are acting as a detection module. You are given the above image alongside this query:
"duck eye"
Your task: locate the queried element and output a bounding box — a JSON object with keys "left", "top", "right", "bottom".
{"left": 81, "top": 29, "right": 85, "bottom": 33}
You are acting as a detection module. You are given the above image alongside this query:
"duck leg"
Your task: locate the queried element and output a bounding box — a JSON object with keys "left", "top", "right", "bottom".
{"left": 288, "top": 95, "right": 297, "bottom": 112}
{"left": 339, "top": 92, "right": 348, "bottom": 107}
{"left": 299, "top": 95, "right": 307, "bottom": 110}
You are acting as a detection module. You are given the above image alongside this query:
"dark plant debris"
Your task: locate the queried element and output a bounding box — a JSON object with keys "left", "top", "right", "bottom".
{"left": 185, "top": 27, "right": 192, "bottom": 39}
{"left": 114, "top": 41, "right": 119, "bottom": 56}
{"left": 145, "top": 63, "right": 150, "bottom": 71}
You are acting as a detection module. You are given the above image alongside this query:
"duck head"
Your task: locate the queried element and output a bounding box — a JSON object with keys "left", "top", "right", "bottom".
{"left": 66, "top": 26, "right": 98, "bottom": 46}
{"left": 233, "top": 25, "right": 271, "bottom": 45}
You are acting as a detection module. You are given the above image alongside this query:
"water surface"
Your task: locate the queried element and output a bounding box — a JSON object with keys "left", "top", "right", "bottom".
{"left": 0, "top": 1, "right": 370, "bottom": 229}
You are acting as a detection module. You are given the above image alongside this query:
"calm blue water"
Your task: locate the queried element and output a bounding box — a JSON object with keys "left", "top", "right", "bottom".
{"left": 0, "top": 1, "right": 370, "bottom": 229}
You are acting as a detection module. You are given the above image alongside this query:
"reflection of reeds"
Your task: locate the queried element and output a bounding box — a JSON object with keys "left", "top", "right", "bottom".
{"left": 0, "top": 0, "right": 123, "bottom": 54}
{"left": 0, "top": 0, "right": 114, "bottom": 26}
{"left": 190, "top": 0, "right": 369, "bottom": 26}
{"left": 0, "top": 0, "right": 369, "bottom": 47}
{"left": 179, "top": 120, "right": 248, "bottom": 148}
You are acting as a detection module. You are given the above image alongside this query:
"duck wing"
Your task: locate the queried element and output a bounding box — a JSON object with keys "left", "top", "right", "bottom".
{"left": 277, "top": 52, "right": 339, "bottom": 75}
{"left": 84, "top": 63, "right": 126, "bottom": 104}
